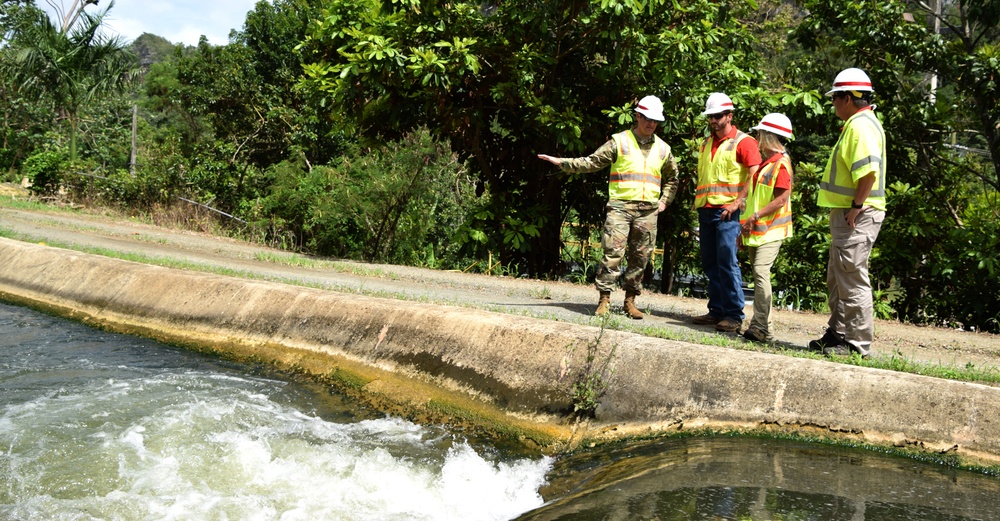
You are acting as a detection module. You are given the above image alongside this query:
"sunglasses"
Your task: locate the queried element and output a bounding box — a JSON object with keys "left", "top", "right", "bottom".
{"left": 637, "top": 113, "right": 658, "bottom": 123}
{"left": 708, "top": 112, "right": 731, "bottom": 121}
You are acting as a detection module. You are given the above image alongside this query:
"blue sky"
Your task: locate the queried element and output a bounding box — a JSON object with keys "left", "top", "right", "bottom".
{"left": 41, "top": 0, "right": 261, "bottom": 46}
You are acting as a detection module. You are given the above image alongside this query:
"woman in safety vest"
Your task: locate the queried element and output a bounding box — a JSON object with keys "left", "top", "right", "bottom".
{"left": 739, "top": 114, "right": 794, "bottom": 342}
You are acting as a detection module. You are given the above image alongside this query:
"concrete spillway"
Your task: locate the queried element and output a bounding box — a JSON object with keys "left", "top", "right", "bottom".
{"left": 1, "top": 237, "right": 998, "bottom": 465}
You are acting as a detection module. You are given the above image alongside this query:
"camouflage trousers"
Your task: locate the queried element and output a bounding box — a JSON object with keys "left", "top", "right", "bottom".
{"left": 595, "top": 200, "right": 658, "bottom": 294}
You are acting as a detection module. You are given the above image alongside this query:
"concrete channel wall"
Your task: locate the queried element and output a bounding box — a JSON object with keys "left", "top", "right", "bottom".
{"left": 2, "top": 237, "right": 998, "bottom": 464}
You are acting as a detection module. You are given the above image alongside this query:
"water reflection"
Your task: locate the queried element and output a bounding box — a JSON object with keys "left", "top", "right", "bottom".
{"left": 520, "top": 437, "right": 1000, "bottom": 520}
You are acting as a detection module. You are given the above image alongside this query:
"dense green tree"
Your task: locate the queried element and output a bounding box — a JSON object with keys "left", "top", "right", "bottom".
{"left": 1, "top": 1, "right": 137, "bottom": 164}
{"left": 793, "top": 0, "right": 1000, "bottom": 331}
{"left": 1, "top": 0, "right": 35, "bottom": 43}
{"left": 1, "top": 1, "right": 51, "bottom": 176}
{"left": 137, "top": 0, "right": 338, "bottom": 215}
{"left": 296, "top": 0, "right": 822, "bottom": 280}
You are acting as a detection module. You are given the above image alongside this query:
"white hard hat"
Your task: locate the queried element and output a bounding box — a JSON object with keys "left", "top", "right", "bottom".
{"left": 701, "top": 92, "right": 734, "bottom": 116}
{"left": 635, "top": 95, "right": 664, "bottom": 122}
{"left": 826, "top": 68, "right": 874, "bottom": 96}
{"left": 752, "top": 113, "right": 793, "bottom": 139}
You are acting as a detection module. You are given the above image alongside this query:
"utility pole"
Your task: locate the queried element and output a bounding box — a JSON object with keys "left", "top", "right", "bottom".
{"left": 130, "top": 104, "right": 137, "bottom": 176}
{"left": 929, "top": 0, "right": 941, "bottom": 103}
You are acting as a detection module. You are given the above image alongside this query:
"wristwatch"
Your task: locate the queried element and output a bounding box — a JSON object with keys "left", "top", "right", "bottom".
{"left": 851, "top": 201, "right": 863, "bottom": 209}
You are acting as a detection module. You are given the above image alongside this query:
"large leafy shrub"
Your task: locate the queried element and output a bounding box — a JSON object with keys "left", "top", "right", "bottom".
{"left": 261, "top": 127, "right": 478, "bottom": 266}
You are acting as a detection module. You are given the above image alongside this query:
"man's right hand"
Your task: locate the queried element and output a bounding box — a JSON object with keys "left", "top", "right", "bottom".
{"left": 537, "top": 154, "right": 561, "bottom": 166}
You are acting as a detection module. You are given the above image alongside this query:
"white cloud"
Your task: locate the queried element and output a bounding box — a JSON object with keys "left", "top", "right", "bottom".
{"left": 43, "top": 0, "right": 262, "bottom": 46}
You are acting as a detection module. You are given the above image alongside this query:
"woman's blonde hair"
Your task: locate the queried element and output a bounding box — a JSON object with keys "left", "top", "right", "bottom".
{"left": 758, "top": 130, "right": 786, "bottom": 157}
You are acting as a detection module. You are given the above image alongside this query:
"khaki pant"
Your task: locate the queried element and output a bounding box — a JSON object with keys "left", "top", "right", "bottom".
{"left": 827, "top": 207, "right": 885, "bottom": 355}
{"left": 747, "top": 240, "right": 783, "bottom": 335}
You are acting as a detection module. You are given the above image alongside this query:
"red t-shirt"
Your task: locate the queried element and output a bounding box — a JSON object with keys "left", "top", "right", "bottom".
{"left": 754, "top": 153, "right": 791, "bottom": 189}
{"left": 710, "top": 126, "right": 763, "bottom": 167}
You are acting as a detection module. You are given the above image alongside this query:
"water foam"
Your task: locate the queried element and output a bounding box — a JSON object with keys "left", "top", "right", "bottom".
{"left": 0, "top": 371, "right": 552, "bottom": 520}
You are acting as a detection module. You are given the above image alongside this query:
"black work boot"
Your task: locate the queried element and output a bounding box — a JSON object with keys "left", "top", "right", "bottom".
{"left": 808, "top": 328, "right": 846, "bottom": 351}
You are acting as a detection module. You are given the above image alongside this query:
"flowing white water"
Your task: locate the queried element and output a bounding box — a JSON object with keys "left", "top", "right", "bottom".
{"left": 0, "top": 303, "right": 551, "bottom": 520}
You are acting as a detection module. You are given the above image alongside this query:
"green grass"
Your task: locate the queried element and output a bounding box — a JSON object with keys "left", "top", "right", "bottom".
{"left": 253, "top": 251, "right": 322, "bottom": 267}
{"left": 251, "top": 251, "right": 402, "bottom": 280}
{"left": 0, "top": 197, "right": 64, "bottom": 212}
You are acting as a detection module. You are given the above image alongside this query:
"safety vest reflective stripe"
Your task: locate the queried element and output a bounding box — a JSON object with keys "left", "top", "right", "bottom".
{"left": 695, "top": 183, "right": 741, "bottom": 197}
{"left": 610, "top": 172, "right": 662, "bottom": 184}
{"left": 742, "top": 155, "right": 793, "bottom": 246}
{"left": 819, "top": 111, "right": 886, "bottom": 208}
{"left": 608, "top": 131, "right": 668, "bottom": 203}
{"left": 695, "top": 131, "right": 750, "bottom": 207}
{"left": 747, "top": 213, "right": 793, "bottom": 236}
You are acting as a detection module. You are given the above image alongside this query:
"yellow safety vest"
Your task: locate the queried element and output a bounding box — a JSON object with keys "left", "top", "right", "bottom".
{"left": 695, "top": 131, "right": 751, "bottom": 208}
{"left": 608, "top": 130, "right": 670, "bottom": 203}
{"left": 741, "top": 155, "right": 794, "bottom": 247}
{"left": 817, "top": 109, "right": 886, "bottom": 210}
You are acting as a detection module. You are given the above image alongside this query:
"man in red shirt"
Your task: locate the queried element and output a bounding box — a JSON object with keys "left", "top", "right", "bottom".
{"left": 690, "top": 92, "right": 762, "bottom": 333}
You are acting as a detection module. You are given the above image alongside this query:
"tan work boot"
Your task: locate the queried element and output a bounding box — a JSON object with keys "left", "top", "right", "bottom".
{"left": 623, "top": 292, "right": 644, "bottom": 320}
{"left": 595, "top": 291, "right": 611, "bottom": 316}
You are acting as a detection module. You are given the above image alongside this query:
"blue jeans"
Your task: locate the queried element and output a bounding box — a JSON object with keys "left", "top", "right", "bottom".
{"left": 698, "top": 207, "right": 744, "bottom": 321}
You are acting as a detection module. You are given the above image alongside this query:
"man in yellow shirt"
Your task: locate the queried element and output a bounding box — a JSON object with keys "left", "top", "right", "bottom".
{"left": 808, "top": 68, "right": 887, "bottom": 358}
{"left": 538, "top": 96, "right": 679, "bottom": 319}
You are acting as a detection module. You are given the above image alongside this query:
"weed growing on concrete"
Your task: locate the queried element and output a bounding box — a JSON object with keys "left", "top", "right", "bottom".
{"left": 570, "top": 315, "right": 619, "bottom": 418}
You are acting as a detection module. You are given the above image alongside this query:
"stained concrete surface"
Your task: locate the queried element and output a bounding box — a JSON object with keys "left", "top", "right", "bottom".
{"left": 2, "top": 203, "right": 1000, "bottom": 465}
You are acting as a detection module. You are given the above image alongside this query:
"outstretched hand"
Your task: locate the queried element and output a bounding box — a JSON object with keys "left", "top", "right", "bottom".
{"left": 537, "top": 154, "right": 561, "bottom": 166}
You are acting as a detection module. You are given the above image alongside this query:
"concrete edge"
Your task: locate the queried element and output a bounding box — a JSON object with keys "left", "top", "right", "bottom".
{"left": 1, "top": 237, "right": 998, "bottom": 465}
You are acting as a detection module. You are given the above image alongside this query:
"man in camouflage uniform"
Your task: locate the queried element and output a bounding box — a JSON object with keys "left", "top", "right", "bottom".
{"left": 538, "top": 95, "right": 679, "bottom": 319}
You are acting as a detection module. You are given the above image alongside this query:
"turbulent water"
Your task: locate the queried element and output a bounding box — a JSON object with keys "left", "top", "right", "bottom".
{"left": 3, "top": 301, "right": 1000, "bottom": 521}
{"left": 0, "top": 302, "right": 551, "bottom": 520}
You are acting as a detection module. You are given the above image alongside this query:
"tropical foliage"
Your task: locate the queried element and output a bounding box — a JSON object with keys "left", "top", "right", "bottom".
{"left": 1, "top": 1, "right": 137, "bottom": 168}
{"left": 1, "top": 0, "right": 999, "bottom": 332}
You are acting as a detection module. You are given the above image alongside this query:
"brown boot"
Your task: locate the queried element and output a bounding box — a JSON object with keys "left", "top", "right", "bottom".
{"left": 595, "top": 291, "right": 611, "bottom": 316}
{"left": 623, "top": 292, "right": 644, "bottom": 320}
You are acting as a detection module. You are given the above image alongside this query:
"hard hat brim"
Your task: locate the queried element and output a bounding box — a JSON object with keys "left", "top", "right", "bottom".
{"left": 636, "top": 108, "right": 664, "bottom": 122}
{"left": 752, "top": 125, "right": 793, "bottom": 139}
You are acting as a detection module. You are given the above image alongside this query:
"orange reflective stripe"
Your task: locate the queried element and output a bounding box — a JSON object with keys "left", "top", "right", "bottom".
{"left": 610, "top": 172, "right": 662, "bottom": 184}
{"left": 741, "top": 155, "right": 793, "bottom": 246}
{"left": 694, "top": 183, "right": 741, "bottom": 201}
{"left": 695, "top": 131, "right": 750, "bottom": 208}
{"left": 746, "top": 213, "right": 793, "bottom": 237}
{"left": 608, "top": 131, "right": 670, "bottom": 203}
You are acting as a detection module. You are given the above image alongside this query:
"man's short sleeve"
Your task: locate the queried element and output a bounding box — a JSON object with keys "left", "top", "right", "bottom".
{"left": 846, "top": 122, "right": 883, "bottom": 184}
{"left": 736, "top": 137, "right": 763, "bottom": 168}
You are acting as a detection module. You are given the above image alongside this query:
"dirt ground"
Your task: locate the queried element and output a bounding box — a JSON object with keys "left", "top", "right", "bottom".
{"left": 3, "top": 185, "right": 999, "bottom": 373}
